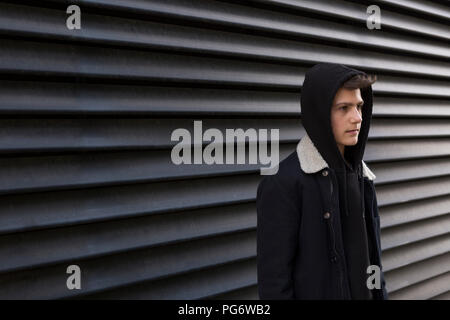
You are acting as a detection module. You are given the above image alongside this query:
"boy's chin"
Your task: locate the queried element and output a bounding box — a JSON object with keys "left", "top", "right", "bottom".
{"left": 342, "top": 139, "right": 358, "bottom": 146}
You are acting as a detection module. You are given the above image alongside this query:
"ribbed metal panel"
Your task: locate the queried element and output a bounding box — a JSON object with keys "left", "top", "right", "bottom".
{"left": 0, "top": 0, "right": 448, "bottom": 299}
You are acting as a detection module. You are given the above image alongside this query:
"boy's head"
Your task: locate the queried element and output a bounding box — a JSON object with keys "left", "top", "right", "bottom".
{"left": 331, "top": 74, "right": 377, "bottom": 156}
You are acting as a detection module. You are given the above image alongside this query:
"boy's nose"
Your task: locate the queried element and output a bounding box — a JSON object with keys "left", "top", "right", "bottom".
{"left": 350, "top": 107, "right": 362, "bottom": 122}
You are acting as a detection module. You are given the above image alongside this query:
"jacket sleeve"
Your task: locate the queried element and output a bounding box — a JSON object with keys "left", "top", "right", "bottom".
{"left": 256, "top": 175, "right": 300, "bottom": 299}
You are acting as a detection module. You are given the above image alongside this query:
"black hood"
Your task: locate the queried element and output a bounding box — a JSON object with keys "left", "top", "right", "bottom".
{"left": 301, "top": 63, "right": 373, "bottom": 172}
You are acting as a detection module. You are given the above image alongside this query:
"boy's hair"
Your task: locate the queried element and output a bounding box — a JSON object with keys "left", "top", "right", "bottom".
{"left": 342, "top": 74, "right": 377, "bottom": 90}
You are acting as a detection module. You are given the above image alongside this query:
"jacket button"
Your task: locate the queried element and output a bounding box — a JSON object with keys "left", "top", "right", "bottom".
{"left": 331, "top": 256, "right": 338, "bottom": 263}
{"left": 324, "top": 212, "right": 331, "bottom": 219}
{"left": 322, "top": 170, "right": 328, "bottom": 176}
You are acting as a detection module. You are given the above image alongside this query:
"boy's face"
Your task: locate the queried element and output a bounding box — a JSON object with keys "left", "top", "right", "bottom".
{"left": 331, "top": 87, "right": 364, "bottom": 155}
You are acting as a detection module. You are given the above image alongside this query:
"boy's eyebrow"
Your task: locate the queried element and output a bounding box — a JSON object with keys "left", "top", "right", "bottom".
{"left": 334, "top": 100, "right": 364, "bottom": 107}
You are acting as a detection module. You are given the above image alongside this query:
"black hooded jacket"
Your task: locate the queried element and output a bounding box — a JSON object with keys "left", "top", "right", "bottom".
{"left": 257, "top": 63, "right": 388, "bottom": 300}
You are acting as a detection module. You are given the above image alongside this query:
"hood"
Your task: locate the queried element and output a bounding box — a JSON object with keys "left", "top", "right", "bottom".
{"left": 300, "top": 63, "right": 373, "bottom": 172}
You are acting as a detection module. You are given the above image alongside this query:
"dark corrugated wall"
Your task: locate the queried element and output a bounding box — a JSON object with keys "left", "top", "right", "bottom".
{"left": 0, "top": 0, "right": 449, "bottom": 299}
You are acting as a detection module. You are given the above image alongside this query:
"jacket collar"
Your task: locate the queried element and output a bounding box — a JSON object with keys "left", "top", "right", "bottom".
{"left": 296, "top": 133, "right": 376, "bottom": 181}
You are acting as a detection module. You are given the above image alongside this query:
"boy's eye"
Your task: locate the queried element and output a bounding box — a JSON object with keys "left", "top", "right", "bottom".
{"left": 340, "top": 105, "right": 362, "bottom": 110}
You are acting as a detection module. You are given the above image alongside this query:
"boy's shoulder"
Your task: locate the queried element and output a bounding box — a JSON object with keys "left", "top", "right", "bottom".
{"left": 258, "top": 150, "right": 302, "bottom": 188}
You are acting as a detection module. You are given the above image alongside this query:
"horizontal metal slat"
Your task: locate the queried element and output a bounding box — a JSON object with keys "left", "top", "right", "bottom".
{"left": 374, "top": 0, "right": 450, "bottom": 21}
{"left": 206, "top": 284, "right": 259, "bottom": 300}
{"left": 0, "top": 80, "right": 301, "bottom": 116}
{"left": 84, "top": 258, "right": 257, "bottom": 300}
{"left": 0, "top": 174, "right": 260, "bottom": 234}
{"left": 372, "top": 75, "right": 450, "bottom": 98}
{"left": 0, "top": 144, "right": 294, "bottom": 195}
{"left": 382, "top": 233, "right": 450, "bottom": 272}
{"left": 2, "top": 35, "right": 450, "bottom": 82}
{"left": 381, "top": 215, "right": 450, "bottom": 250}
{"left": 0, "top": 230, "right": 256, "bottom": 299}
{"left": 259, "top": 0, "right": 450, "bottom": 41}
{"left": 373, "top": 97, "right": 450, "bottom": 118}
{"left": 0, "top": 118, "right": 303, "bottom": 153}
{"left": 376, "top": 176, "right": 450, "bottom": 207}
{"left": 0, "top": 202, "right": 256, "bottom": 273}
{"left": 370, "top": 158, "right": 450, "bottom": 185}
{"left": 0, "top": 39, "right": 304, "bottom": 88}
{"left": 431, "top": 290, "right": 450, "bottom": 300}
{"left": 368, "top": 119, "right": 450, "bottom": 138}
{"left": 365, "top": 138, "right": 450, "bottom": 162}
{"left": 1, "top": 2, "right": 449, "bottom": 61}
{"left": 384, "top": 253, "right": 450, "bottom": 292}
{"left": 388, "top": 272, "right": 450, "bottom": 300}
{"left": 380, "top": 195, "right": 450, "bottom": 229}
